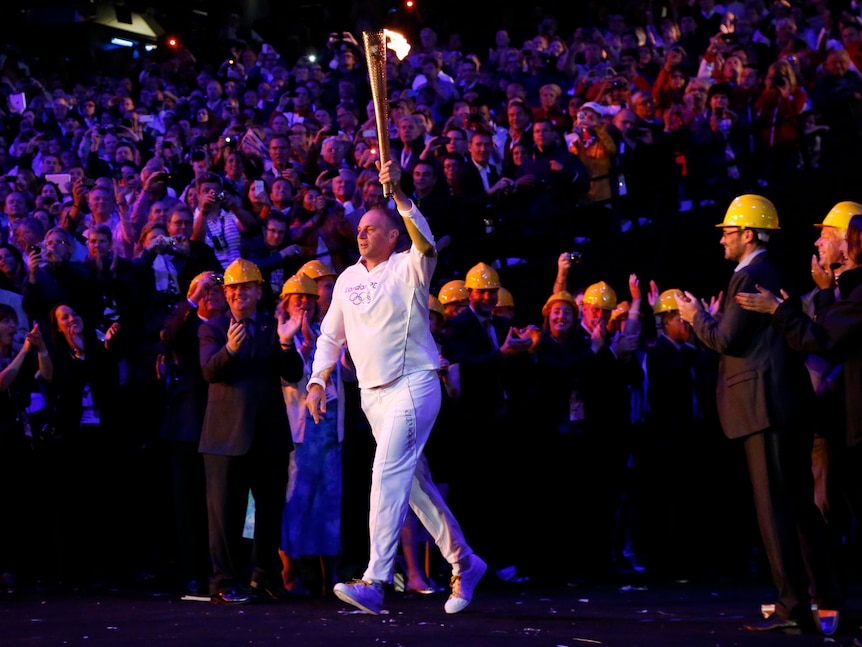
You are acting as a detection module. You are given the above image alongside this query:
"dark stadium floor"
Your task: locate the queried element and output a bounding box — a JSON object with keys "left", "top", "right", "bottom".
{"left": 5, "top": 577, "right": 862, "bottom": 647}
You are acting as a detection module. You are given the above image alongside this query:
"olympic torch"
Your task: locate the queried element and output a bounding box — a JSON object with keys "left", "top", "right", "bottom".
{"left": 362, "top": 29, "right": 410, "bottom": 198}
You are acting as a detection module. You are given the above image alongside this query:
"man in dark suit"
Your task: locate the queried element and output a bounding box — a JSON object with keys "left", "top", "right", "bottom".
{"left": 678, "top": 195, "right": 843, "bottom": 633}
{"left": 199, "top": 258, "right": 304, "bottom": 604}
{"left": 391, "top": 114, "right": 426, "bottom": 195}
{"left": 451, "top": 130, "right": 512, "bottom": 266}
{"left": 442, "top": 261, "right": 533, "bottom": 582}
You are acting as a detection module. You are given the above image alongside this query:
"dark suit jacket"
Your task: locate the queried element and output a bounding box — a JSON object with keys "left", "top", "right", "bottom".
{"left": 775, "top": 265, "right": 862, "bottom": 447}
{"left": 442, "top": 307, "right": 512, "bottom": 416}
{"left": 691, "top": 251, "right": 815, "bottom": 439}
{"left": 198, "top": 312, "right": 303, "bottom": 456}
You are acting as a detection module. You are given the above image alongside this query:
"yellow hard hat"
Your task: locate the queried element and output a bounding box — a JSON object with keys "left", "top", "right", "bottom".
{"left": 717, "top": 194, "right": 780, "bottom": 230}
{"left": 187, "top": 271, "right": 224, "bottom": 299}
{"left": 816, "top": 201, "right": 862, "bottom": 232}
{"left": 300, "top": 259, "right": 336, "bottom": 279}
{"left": 280, "top": 272, "right": 318, "bottom": 299}
{"left": 429, "top": 294, "right": 445, "bottom": 317}
{"left": 464, "top": 262, "right": 501, "bottom": 290}
{"left": 438, "top": 280, "right": 468, "bottom": 304}
{"left": 654, "top": 289, "right": 683, "bottom": 314}
{"left": 541, "top": 290, "right": 577, "bottom": 317}
{"left": 496, "top": 287, "right": 515, "bottom": 308}
{"left": 582, "top": 281, "right": 617, "bottom": 310}
{"left": 223, "top": 258, "right": 263, "bottom": 285}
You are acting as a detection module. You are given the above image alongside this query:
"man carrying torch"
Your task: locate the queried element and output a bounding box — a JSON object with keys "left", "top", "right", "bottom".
{"left": 305, "top": 158, "right": 486, "bottom": 615}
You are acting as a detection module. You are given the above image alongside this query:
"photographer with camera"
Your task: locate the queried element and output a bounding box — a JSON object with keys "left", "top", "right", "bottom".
{"left": 688, "top": 83, "right": 750, "bottom": 205}
{"left": 753, "top": 58, "right": 808, "bottom": 187}
{"left": 568, "top": 102, "right": 616, "bottom": 204}
{"left": 191, "top": 172, "right": 244, "bottom": 270}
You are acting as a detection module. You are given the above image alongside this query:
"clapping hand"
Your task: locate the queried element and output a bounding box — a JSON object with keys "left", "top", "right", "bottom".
{"left": 735, "top": 285, "right": 787, "bottom": 315}
{"left": 227, "top": 319, "right": 249, "bottom": 353}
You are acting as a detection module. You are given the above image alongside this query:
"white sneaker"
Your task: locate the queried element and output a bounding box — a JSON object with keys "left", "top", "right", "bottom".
{"left": 444, "top": 555, "right": 487, "bottom": 614}
{"left": 333, "top": 580, "right": 383, "bottom": 614}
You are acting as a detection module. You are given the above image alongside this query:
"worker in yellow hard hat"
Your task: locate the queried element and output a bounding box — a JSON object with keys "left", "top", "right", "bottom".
{"left": 814, "top": 201, "right": 862, "bottom": 283}
{"left": 438, "top": 279, "right": 469, "bottom": 319}
{"left": 678, "top": 194, "right": 843, "bottom": 633}
{"left": 198, "top": 256, "right": 304, "bottom": 605}
{"left": 300, "top": 260, "right": 338, "bottom": 316}
{"left": 492, "top": 286, "right": 516, "bottom": 321}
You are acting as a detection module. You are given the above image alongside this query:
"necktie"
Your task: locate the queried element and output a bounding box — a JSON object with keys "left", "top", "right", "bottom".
{"left": 242, "top": 318, "right": 255, "bottom": 340}
{"left": 483, "top": 318, "right": 498, "bottom": 350}
{"left": 241, "top": 318, "right": 255, "bottom": 357}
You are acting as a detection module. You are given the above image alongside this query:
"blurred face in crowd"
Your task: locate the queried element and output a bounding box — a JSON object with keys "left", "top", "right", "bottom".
{"left": 41, "top": 154, "right": 62, "bottom": 175}
{"left": 547, "top": 302, "right": 575, "bottom": 338}
{"left": 269, "top": 136, "right": 291, "bottom": 167}
{"left": 332, "top": 172, "right": 355, "bottom": 201}
{"left": 468, "top": 132, "right": 494, "bottom": 166}
{"left": 321, "top": 138, "right": 348, "bottom": 165}
{"left": 816, "top": 226, "right": 846, "bottom": 268}
{"left": 198, "top": 282, "right": 227, "bottom": 320}
{"left": 444, "top": 129, "right": 468, "bottom": 156}
{"left": 398, "top": 116, "right": 422, "bottom": 144}
{"left": 271, "top": 113, "right": 289, "bottom": 135}
{"left": 264, "top": 219, "right": 287, "bottom": 249}
{"left": 442, "top": 156, "right": 463, "bottom": 185}
{"left": 5, "top": 192, "right": 29, "bottom": 220}
{"left": 826, "top": 49, "right": 850, "bottom": 77}
{"left": 88, "top": 187, "right": 115, "bottom": 220}
{"left": 284, "top": 292, "right": 317, "bottom": 321}
{"left": 44, "top": 230, "right": 73, "bottom": 263}
{"left": 314, "top": 275, "right": 335, "bottom": 315}
{"left": 663, "top": 311, "right": 691, "bottom": 344}
{"left": 87, "top": 230, "right": 112, "bottom": 261}
{"left": 289, "top": 125, "right": 312, "bottom": 153}
{"left": 167, "top": 207, "right": 194, "bottom": 239}
{"left": 412, "top": 163, "right": 436, "bottom": 196}
{"left": 532, "top": 120, "right": 558, "bottom": 150}
{"left": 54, "top": 305, "right": 84, "bottom": 342}
{"left": 506, "top": 102, "right": 530, "bottom": 133}
{"left": 224, "top": 280, "right": 262, "bottom": 320}
{"left": 362, "top": 181, "right": 385, "bottom": 209}
{"left": 582, "top": 303, "right": 610, "bottom": 332}
{"left": 632, "top": 93, "right": 656, "bottom": 120}
{"left": 271, "top": 178, "right": 294, "bottom": 208}
{"left": 468, "top": 287, "right": 498, "bottom": 317}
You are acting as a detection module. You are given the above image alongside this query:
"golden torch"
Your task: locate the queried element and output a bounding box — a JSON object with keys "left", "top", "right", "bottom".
{"left": 362, "top": 29, "right": 410, "bottom": 197}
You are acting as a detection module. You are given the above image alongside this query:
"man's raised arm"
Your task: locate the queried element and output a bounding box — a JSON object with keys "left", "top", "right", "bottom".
{"left": 379, "top": 160, "right": 436, "bottom": 257}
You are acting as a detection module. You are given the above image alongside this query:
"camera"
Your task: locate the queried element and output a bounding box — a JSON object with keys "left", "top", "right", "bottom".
{"left": 611, "top": 79, "right": 627, "bottom": 90}
{"left": 714, "top": 107, "right": 724, "bottom": 118}
{"left": 215, "top": 191, "right": 226, "bottom": 202}
{"left": 223, "top": 135, "right": 235, "bottom": 145}
{"left": 772, "top": 74, "right": 787, "bottom": 89}
{"left": 567, "top": 250, "right": 583, "bottom": 264}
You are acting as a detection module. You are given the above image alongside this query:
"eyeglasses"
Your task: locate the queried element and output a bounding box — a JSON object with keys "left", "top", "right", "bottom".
{"left": 722, "top": 228, "right": 744, "bottom": 237}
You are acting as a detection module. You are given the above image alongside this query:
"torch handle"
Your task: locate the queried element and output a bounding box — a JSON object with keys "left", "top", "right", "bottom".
{"left": 362, "top": 29, "right": 394, "bottom": 198}
{"left": 374, "top": 117, "right": 394, "bottom": 198}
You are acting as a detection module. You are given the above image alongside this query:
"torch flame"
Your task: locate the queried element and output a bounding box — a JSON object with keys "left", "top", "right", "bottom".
{"left": 384, "top": 30, "right": 411, "bottom": 61}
